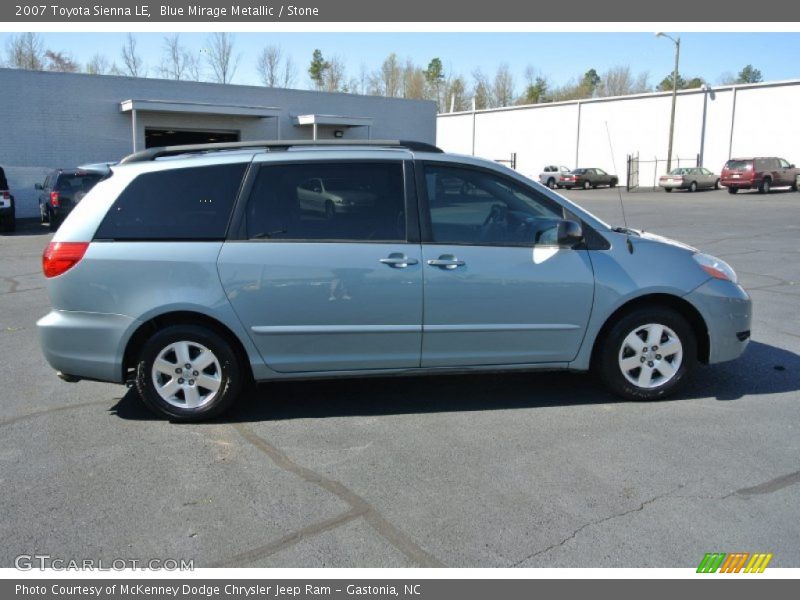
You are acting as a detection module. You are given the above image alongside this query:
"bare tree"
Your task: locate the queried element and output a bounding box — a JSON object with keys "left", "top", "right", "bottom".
{"left": 374, "top": 53, "right": 402, "bottom": 97}
{"left": 281, "top": 55, "right": 296, "bottom": 88}
{"left": 5, "top": 32, "right": 45, "bottom": 70}
{"left": 493, "top": 63, "right": 515, "bottom": 107}
{"left": 45, "top": 50, "right": 78, "bottom": 73}
{"left": 256, "top": 44, "right": 295, "bottom": 88}
{"left": 323, "top": 56, "right": 346, "bottom": 92}
{"left": 596, "top": 66, "right": 650, "bottom": 97}
{"left": 442, "top": 74, "right": 469, "bottom": 112}
{"left": 402, "top": 59, "right": 426, "bottom": 99}
{"left": 121, "top": 33, "right": 145, "bottom": 77}
{"left": 206, "top": 32, "right": 239, "bottom": 84}
{"left": 472, "top": 69, "right": 494, "bottom": 110}
{"left": 256, "top": 45, "right": 282, "bottom": 87}
{"left": 159, "top": 34, "right": 197, "bottom": 81}
{"left": 85, "top": 53, "right": 115, "bottom": 75}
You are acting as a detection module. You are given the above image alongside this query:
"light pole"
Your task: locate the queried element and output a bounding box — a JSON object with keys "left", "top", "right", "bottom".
{"left": 656, "top": 32, "right": 680, "bottom": 172}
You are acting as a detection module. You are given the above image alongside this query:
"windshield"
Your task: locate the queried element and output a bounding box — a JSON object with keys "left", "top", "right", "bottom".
{"left": 572, "top": 168, "right": 588, "bottom": 174}
{"left": 669, "top": 168, "right": 690, "bottom": 175}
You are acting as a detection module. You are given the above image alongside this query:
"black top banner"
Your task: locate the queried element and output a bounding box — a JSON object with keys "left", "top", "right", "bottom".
{"left": 4, "top": 0, "right": 800, "bottom": 22}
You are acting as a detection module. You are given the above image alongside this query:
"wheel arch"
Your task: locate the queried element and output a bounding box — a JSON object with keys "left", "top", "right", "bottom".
{"left": 589, "top": 293, "right": 710, "bottom": 368}
{"left": 122, "top": 310, "right": 254, "bottom": 383}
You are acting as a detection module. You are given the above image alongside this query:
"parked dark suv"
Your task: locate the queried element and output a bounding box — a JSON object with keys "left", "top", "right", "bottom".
{"left": 0, "top": 165, "right": 15, "bottom": 232}
{"left": 720, "top": 157, "right": 799, "bottom": 194}
{"left": 37, "top": 168, "right": 106, "bottom": 230}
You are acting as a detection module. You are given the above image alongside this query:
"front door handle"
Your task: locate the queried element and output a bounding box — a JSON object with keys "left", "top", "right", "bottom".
{"left": 379, "top": 253, "right": 419, "bottom": 268}
{"left": 427, "top": 255, "right": 466, "bottom": 270}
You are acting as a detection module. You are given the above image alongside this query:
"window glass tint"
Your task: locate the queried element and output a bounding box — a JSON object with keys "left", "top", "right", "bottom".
{"left": 424, "top": 164, "right": 564, "bottom": 246}
{"left": 245, "top": 162, "right": 406, "bottom": 242}
{"left": 95, "top": 163, "right": 246, "bottom": 240}
{"left": 0, "top": 167, "right": 8, "bottom": 190}
{"left": 56, "top": 173, "right": 104, "bottom": 193}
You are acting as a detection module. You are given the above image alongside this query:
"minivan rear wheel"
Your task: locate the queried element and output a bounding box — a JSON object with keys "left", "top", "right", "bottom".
{"left": 135, "top": 325, "right": 242, "bottom": 421}
{"left": 596, "top": 307, "right": 697, "bottom": 401}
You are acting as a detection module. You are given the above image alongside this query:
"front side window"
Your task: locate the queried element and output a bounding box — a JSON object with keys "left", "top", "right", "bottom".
{"left": 95, "top": 163, "right": 247, "bottom": 240}
{"left": 424, "top": 164, "right": 564, "bottom": 246}
{"left": 779, "top": 158, "right": 791, "bottom": 168}
{"left": 245, "top": 161, "right": 406, "bottom": 242}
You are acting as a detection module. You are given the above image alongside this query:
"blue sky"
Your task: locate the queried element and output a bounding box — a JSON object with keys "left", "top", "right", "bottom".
{"left": 3, "top": 32, "right": 798, "bottom": 90}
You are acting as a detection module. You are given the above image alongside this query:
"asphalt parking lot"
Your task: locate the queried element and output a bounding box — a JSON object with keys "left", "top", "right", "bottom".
{"left": 1, "top": 186, "right": 798, "bottom": 568}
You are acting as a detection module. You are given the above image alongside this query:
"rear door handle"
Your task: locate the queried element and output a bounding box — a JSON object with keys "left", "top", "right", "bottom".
{"left": 427, "top": 255, "right": 466, "bottom": 270}
{"left": 379, "top": 253, "right": 418, "bottom": 268}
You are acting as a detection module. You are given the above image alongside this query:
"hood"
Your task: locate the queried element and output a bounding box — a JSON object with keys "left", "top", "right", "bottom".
{"left": 634, "top": 229, "right": 698, "bottom": 253}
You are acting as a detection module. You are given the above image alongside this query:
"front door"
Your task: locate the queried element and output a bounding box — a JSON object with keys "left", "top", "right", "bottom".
{"left": 218, "top": 159, "right": 423, "bottom": 373}
{"left": 418, "top": 163, "right": 595, "bottom": 367}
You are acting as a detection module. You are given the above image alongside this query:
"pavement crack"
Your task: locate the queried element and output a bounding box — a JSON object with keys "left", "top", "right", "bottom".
{"left": 210, "top": 507, "right": 366, "bottom": 567}
{"left": 232, "top": 423, "right": 445, "bottom": 567}
{"left": 511, "top": 485, "right": 683, "bottom": 566}
{"left": 0, "top": 399, "right": 111, "bottom": 428}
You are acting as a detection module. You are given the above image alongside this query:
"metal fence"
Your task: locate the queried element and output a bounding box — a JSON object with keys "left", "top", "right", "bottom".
{"left": 627, "top": 153, "right": 700, "bottom": 191}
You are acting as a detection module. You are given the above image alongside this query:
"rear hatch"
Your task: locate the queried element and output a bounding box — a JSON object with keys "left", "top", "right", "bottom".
{"left": 54, "top": 171, "right": 105, "bottom": 211}
{"left": 722, "top": 159, "right": 754, "bottom": 183}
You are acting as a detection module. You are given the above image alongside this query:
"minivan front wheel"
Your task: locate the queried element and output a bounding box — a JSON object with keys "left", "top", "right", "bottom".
{"left": 597, "top": 307, "right": 697, "bottom": 401}
{"left": 135, "top": 325, "right": 242, "bottom": 421}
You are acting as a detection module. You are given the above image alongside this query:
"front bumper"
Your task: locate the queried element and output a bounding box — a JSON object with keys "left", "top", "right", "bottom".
{"left": 37, "top": 310, "right": 138, "bottom": 383}
{"left": 685, "top": 278, "right": 752, "bottom": 364}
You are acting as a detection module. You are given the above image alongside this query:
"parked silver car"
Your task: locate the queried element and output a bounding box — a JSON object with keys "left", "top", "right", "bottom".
{"left": 38, "top": 140, "right": 752, "bottom": 421}
{"left": 659, "top": 167, "right": 720, "bottom": 192}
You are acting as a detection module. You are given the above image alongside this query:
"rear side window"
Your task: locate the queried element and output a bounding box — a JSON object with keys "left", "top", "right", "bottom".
{"left": 244, "top": 162, "right": 406, "bottom": 242}
{"left": 95, "top": 163, "right": 247, "bottom": 240}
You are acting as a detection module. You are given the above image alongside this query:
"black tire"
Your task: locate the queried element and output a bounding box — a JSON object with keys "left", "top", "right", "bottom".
{"left": 715, "top": 179, "right": 721, "bottom": 190}
{"left": 758, "top": 178, "right": 771, "bottom": 194}
{"left": 689, "top": 181, "right": 698, "bottom": 193}
{"left": 547, "top": 177, "right": 556, "bottom": 189}
{"left": 324, "top": 200, "right": 335, "bottom": 220}
{"left": 595, "top": 307, "right": 697, "bottom": 401}
{"left": 583, "top": 180, "right": 591, "bottom": 190}
{"left": 135, "top": 324, "right": 243, "bottom": 421}
{"left": 48, "top": 213, "right": 59, "bottom": 232}
{"left": 5, "top": 216, "right": 15, "bottom": 233}
{"left": 727, "top": 187, "right": 738, "bottom": 194}
{"left": 664, "top": 188, "right": 673, "bottom": 193}
{"left": 609, "top": 179, "right": 618, "bottom": 188}
{"left": 40, "top": 205, "right": 48, "bottom": 224}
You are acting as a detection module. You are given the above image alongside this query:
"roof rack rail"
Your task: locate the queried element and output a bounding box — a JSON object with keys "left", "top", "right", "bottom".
{"left": 119, "top": 139, "right": 443, "bottom": 164}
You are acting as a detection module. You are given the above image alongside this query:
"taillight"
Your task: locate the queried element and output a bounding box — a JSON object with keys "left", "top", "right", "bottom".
{"left": 50, "top": 191, "right": 60, "bottom": 207}
{"left": 2, "top": 191, "right": 9, "bottom": 199}
{"left": 42, "top": 242, "right": 89, "bottom": 278}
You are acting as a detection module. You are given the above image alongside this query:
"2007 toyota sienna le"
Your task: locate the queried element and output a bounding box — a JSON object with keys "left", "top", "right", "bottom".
{"left": 37, "top": 140, "right": 752, "bottom": 421}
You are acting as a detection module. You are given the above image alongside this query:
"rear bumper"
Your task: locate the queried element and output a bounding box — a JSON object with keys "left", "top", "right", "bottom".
{"left": 37, "top": 310, "right": 138, "bottom": 383}
{"left": 659, "top": 181, "right": 687, "bottom": 190}
{"left": 685, "top": 279, "right": 752, "bottom": 364}
{"left": 721, "top": 178, "right": 754, "bottom": 189}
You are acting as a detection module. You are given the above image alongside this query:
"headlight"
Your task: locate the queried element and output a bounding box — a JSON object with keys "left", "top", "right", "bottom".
{"left": 693, "top": 253, "right": 738, "bottom": 283}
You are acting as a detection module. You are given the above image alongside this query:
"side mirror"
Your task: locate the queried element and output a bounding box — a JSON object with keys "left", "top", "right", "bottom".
{"left": 790, "top": 164, "right": 795, "bottom": 169}
{"left": 35, "top": 183, "right": 43, "bottom": 190}
{"left": 557, "top": 219, "right": 584, "bottom": 247}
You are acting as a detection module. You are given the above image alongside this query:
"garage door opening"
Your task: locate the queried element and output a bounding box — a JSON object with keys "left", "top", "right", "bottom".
{"left": 145, "top": 128, "right": 240, "bottom": 148}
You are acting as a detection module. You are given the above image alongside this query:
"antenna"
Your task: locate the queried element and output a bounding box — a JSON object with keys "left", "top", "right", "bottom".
{"left": 604, "top": 121, "right": 629, "bottom": 230}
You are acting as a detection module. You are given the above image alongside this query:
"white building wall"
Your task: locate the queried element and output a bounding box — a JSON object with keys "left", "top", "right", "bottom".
{"left": 437, "top": 80, "right": 800, "bottom": 188}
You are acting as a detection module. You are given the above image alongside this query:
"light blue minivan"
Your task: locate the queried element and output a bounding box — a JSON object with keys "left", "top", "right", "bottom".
{"left": 37, "top": 140, "right": 751, "bottom": 421}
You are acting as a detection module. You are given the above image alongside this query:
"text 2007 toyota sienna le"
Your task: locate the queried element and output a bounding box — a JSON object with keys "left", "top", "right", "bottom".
{"left": 37, "top": 140, "right": 751, "bottom": 421}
